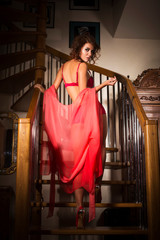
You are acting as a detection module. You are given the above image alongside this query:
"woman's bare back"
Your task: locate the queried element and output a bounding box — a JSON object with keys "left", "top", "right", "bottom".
{"left": 62, "top": 59, "right": 88, "bottom": 102}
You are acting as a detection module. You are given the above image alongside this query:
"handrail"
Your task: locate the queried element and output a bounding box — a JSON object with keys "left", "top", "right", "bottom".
{"left": 27, "top": 78, "right": 43, "bottom": 123}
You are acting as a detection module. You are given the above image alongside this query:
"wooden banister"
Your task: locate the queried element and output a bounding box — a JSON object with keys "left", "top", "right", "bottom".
{"left": 144, "top": 122, "right": 160, "bottom": 240}
{"left": 15, "top": 118, "right": 31, "bottom": 240}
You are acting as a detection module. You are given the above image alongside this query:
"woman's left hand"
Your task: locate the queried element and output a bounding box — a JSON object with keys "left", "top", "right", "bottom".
{"left": 106, "top": 76, "right": 117, "bottom": 86}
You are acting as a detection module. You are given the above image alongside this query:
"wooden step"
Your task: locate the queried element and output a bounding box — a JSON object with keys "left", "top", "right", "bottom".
{"left": 1, "top": 22, "right": 21, "bottom": 32}
{"left": 0, "top": 31, "right": 46, "bottom": 45}
{"left": 0, "top": 6, "right": 38, "bottom": 23}
{"left": 105, "top": 161, "right": 130, "bottom": 169}
{"left": 105, "top": 147, "right": 118, "bottom": 152}
{"left": 11, "top": 86, "right": 34, "bottom": 112}
{"left": 15, "top": 0, "right": 39, "bottom": 3}
{"left": 0, "top": 48, "right": 45, "bottom": 70}
{"left": 0, "top": 66, "right": 45, "bottom": 94}
{"left": 31, "top": 202, "right": 142, "bottom": 208}
{"left": 30, "top": 226, "right": 148, "bottom": 236}
{"left": 35, "top": 179, "right": 136, "bottom": 185}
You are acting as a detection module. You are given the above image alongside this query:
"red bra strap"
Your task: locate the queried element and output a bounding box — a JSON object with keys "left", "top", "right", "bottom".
{"left": 62, "top": 65, "right": 66, "bottom": 84}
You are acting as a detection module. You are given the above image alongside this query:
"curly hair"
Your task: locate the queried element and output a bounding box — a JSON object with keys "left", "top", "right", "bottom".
{"left": 70, "top": 32, "right": 100, "bottom": 64}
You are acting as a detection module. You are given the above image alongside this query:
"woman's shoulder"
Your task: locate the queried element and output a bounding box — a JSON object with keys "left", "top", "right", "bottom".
{"left": 78, "top": 62, "right": 88, "bottom": 72}
{"left": 65, "top": 59, "right": 87, "bottom": 69}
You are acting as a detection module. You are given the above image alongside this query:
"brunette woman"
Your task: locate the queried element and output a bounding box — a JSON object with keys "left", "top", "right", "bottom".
{"left": 35, "top": 31, "right": 117, "bottom": 228}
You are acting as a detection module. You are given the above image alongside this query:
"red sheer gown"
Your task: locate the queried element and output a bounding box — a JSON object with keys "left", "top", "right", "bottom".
{"left": 41, "top": 63, "right": 106, "bottom": 222}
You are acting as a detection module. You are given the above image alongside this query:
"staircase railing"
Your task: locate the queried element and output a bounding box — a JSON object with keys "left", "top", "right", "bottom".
{"left": 42, "top": 46, "right": 159, "bottom": 240}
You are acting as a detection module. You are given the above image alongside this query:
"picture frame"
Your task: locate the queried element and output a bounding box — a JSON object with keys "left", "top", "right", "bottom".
{"left": 69, "top": 21, "right": 100, "bottom": 47}
{"left": 23, "top": 2, "right": 55, "bottom": 28}
{"left": 69, "top": 0, "right": 99, "bottom": 10}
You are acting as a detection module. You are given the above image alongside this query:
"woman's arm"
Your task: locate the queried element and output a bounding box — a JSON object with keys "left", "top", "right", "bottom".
{"left": 52, "top": 66, "right": 63, "bottom": 90}
{"left": 95, "top": 76, "right": 117, "bottom": 92}
{"left": 78, "top": 62, "right": 88, "bottom": 92}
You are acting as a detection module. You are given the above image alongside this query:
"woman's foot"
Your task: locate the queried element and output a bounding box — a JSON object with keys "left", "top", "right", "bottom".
{"left": 76, "top": 206, "right": 85, "bottom": 229}
{"left": 95, "top": 184, "right": 102, "bottom": 203}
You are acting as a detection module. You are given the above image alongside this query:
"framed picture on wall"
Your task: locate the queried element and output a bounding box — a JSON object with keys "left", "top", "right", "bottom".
{"left": 69, "top": 21, "right": 100, "bottom": 47}
{"left": 69, "top": 0, "right": 99, "bottom": 10}
{"left": 23, "top": 2, "right": 55, "bottom": 28}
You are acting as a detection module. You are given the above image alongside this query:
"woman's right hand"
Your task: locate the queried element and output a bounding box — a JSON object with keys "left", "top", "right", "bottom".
{"left": 34, "top": 84, "right": 45, "bottom": 93}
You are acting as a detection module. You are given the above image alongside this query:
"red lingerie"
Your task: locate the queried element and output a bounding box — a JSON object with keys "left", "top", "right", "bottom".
{"left": 62, "top": 62, "right": 106, "bottom": 115}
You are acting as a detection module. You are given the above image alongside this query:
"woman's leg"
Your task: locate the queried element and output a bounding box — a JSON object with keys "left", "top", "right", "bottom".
{"left": 75, "top": 188, "right": 85, "bottom": 228}
{"left": 74, "top": 187, "right": 84, "bottom": 210}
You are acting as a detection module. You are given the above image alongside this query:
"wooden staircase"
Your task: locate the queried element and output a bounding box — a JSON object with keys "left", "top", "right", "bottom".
{"left": 0, "top": 1, "right": 159, "bottom": 240}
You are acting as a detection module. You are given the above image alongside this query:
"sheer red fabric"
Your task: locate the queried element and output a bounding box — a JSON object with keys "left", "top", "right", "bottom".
{"left": 41, "top": 85, "right": 103, "bottom": 222}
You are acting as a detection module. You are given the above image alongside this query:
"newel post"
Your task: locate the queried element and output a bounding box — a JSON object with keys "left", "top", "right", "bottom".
{"left": 15, "top": 118, "right": 31, "bottom": 240}
{"left": 144, "top": 121, "right": 160, "bottom": 240}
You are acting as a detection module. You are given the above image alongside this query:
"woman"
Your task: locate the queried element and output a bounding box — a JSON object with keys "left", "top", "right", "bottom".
{"left": 35, "top": 31, "right": 117, "bottom": 228}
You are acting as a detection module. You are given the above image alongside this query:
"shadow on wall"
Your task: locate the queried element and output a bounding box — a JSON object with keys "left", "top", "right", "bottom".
{"left": 93, "top": 0, "right": 127, "bottom": 37}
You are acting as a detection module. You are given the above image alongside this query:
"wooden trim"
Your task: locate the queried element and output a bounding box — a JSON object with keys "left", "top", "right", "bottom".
{"left": 30, "top": 226, "right": 148, "bottom": 236}
{"left": 27, "top": 87, "right": 41, "bottom": 122}
{"left": 46, "top": 45, "right": 71, "bottom": 62}
{"left": 31, "top": 202, "right": 142, "bottom": 208}
{"left": 126, "top": 78, "right": 148, "bottom": 129}
{"left": 15, "top": 118, "right": 31, "bottom": 240}
{"left": 144, "top": 123, "right": 160, "bottom": 240}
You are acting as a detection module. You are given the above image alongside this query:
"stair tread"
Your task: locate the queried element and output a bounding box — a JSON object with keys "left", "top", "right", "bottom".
{"left": 30, "top": 226, "right": 148, "bottom": 235}
{"left": 0, "top": 6, "right": 38, "bottom": 23}
{"left": 11, "top": 87, "right": 34, "bottom": 112}
{"left": 105, "top": 147, "right": 118, "bottom": 152}
{"left": 31, "top": 202, "right": 142, "bottom": 208}
{"left": 105, "top": 161, "right": 130, "bottom": 169}
{"left": 36, "top": 179, "right": 136, "bottom": 185}
{"left": 0, "top": 66, "right": 45, "bottom": 94}
{"left": 0, "top": 31, "right": 46, "bottom": 45}
{"left": 0, "top": 48, "right": 45, "bottom": 70}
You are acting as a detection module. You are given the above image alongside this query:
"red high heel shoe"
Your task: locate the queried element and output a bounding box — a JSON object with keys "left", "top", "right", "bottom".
{"left": 76, "top": 206, "right": 85, "bottom": 229}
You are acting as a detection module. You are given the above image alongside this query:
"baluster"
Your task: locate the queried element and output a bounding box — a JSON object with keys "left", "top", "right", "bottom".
{"left": 117, "top": 81, "right": 121, "bottom": 162}
{"left": 99, "top": 73, "right": 102, "bottom": 104}
{"left": 92, "top": 71, "right": 95, "bottom": 84}
{"left": 5, "top": 44, "right": 9, "bottom": 78}
{"left": 142, "top": 132, "right": 147, "bottom": 228}
{"left": 56, "top": 59, "right": 61, "bottom": 102}
{"left": 24, "top": 42, "right": 27, "bottom": 71}
{"left": 136, "top": 117, "right": 140, "bottom": 203}
{"left": 14, "top": 43, "right": 18, "bottom": 75}
{"left": 121, "top": 84, "right": 126, "bottom": 163}
{"left": 112, "top": 83, "right": 116, "bottom": 161}
{"left": 47, "top": 54, "right": 50, "bottom": 89}
{"left": 107, "top": 78, "right": 110, "bottom": 145}
{"left": 50, "top": 56, "right": 53, "bottom": 87}
{"left": 125, "top": 87, "right": 129, "bottom": 166}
